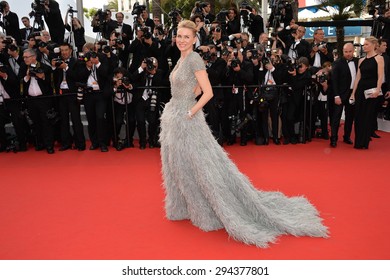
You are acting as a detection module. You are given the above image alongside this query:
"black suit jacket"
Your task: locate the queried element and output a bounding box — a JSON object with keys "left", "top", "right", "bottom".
{"left": 308, "top": 42, "right": 334, "bottom": 66}
{"left": 3, "top": 11, "right": 22, "bottom": 45}
{"left": 75, "top": 61, "right": 110, "bottom": 96}
{"left": 20, "top": 27, "right": 41, "bottom": 42}
{"left": 331, "top": 57, "right": 358, "bottom": 101}
{"left": 0, "top": 65, "right": 19, "bottom": 99}
{"left": 377, "top": 16, "right": 390, "bottom": 40}
{"left": 118, "top": 23, "right": 133, "bottom": 47}
{"left": 52, "top": 57, "right": 78, "bottom": 93}
{"left": 132, "top": 68, "right": 168, "bottom": 102}
{"left": 20, "top": 62, "right": 53, "bottom": 97}
{"left": 44, "top": 0, "right": 65, "bottom": 44}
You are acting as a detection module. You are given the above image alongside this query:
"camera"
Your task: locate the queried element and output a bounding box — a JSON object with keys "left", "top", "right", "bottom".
{"left": 53, "top": 58, "right": 64, "bottom": 67}
{"left": 140, "top": 26, "right": 152, "bottom": 39}
{"left": 144, "top": 57, "right": 155, "bottom": 71}
{"left": 84, "top": 51, "right": 98, "bottom": 61}
{"left": 155, "top": 24, "right": 164, "bottom": 36}
{"left": 250, "top": 49, "right": 259, "bottom": 59}
{"left": 131, "top": 2, "right": 146, "bottom": 16}
{"left": 368, "top": 2, "right": 385, "bottom": 16}
{"left": 29, "top": 0, "right": 46, "bottom": 20}
{"left": 120, "top": 76, "right": 131, "bottom": 86}
{"left": 262, "top": 56, "right": 271, "bottom": 66}
{"left": 29, "top": 64, "right": 44, "bottom": 77}
{"left": 67, "top": 5, "right": 77, "bottom": 14}
{"left": 75, "top": 82, "right": 93, "bottom": 102}
{"left": 231, "top": 58, "right": 240, "bottom": 68}
{"left": 201, "top": 51, "right": 212, "bottom": 62}
{"left": 317, "top": 72, "right": 327, "bottom": 83}
{"left": 3, "top": 36, "right": 13, "bottom": 46}
{"left": 216, "top": 9, "right": 228, "bottom": 22}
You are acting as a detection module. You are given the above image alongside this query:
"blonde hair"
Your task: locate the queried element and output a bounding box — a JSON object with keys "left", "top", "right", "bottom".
{"left": 365, "top": 36, "right": 378, "bottom": 48}
{"left": 178, "top": 20, "right": 197, "bottom": 36}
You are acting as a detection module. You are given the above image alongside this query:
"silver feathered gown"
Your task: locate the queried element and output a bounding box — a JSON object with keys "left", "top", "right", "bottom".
{"left": 160, "top": 52, "right": 328, "bottom": 247}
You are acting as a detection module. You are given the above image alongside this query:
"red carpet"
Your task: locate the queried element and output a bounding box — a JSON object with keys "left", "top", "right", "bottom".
{"left": 0, "top": 132, "right": 389, "bottom": 260}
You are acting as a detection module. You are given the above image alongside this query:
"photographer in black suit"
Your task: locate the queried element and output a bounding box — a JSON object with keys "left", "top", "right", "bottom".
{"left": 0, "top": 1, "right": 22, "bottom": 45}
{"left": 0, "top": 63, "right": 26, "bottom": 151}
{"left": 51, "top": 42, "right": 85, "bottom": 151}
{"left": 20, "top": 48, "right": 55, "bottom": 154}
{"left": 115, "top": 12, "right": 133, "bottom": 67}
{"left": 75, "top": 51, "right": 110, "bottom": 152}
{"left": 132, "top": 57, "right": 168, "bottom": 149}
{"left": 329, "top": 42, "right": 357, "bottom": 147}
{"left": 309, "top": 28, "right": 333, "bottom": 67}
{"left": 43, "top": 0, "right": 65, "bottom": 45}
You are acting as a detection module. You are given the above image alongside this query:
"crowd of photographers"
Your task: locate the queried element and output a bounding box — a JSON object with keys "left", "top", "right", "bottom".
{"left": 0, "top": 0, "right": 388, "bottom": 153}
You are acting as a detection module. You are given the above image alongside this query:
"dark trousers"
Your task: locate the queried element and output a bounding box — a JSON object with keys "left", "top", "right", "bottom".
{"left": 27, "top": 97, "right": 54, "bottom": 148}
{"left": 312, "top": 100, "right": 328, "bottom": 136}
{"left": 203, "top": 97, "right": 220, "bottom": 140}
{"left": 58, "top": 92, "right": 85, "bottom": 148}
{"left": 330, "top": 99, "right": 355, "bottom": 141}
{"left": 83, "top": 93, "right": 108, "bottom": 147}
{"left": 113, "top": 101, "right": 136, "bottom": 145}
{"left": 135, "top": 98, "right": 160, "bottom": 146}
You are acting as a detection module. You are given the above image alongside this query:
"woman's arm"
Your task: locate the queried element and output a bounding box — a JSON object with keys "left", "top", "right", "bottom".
{"left": 188, "top": 69, "right": 213, "bottom": 118}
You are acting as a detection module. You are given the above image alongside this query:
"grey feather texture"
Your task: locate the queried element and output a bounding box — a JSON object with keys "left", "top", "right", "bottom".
{"left": 160, "top": 51, "right": 328, "bottom": 247}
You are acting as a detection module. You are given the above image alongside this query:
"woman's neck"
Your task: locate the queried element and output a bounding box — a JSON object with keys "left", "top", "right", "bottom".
{"left": 366, "top": 50, "right": 376, "bottom": 58}
{"left": 181, "top": 49, "right": 192, "bottom": 59}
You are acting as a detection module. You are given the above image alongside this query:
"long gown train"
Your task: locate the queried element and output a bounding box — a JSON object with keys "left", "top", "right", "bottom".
{"left": 160, "top": 51, "right": 328, "bottom": 247}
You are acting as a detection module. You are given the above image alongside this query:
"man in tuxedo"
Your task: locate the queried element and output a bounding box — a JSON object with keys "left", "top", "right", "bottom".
{"left": 115, "top": 12, "right": 133, "bottom": 67}
{"left": 20, "top": 48, "right": 55, "bottom": 153}
{"left": 375, "top": 8, "right": 390, "bottom": 56}
{"left": 285, "top": 26, "right": 310, "bottom": 62}
{"left": 51, "top": 42, "right": 85, "bottom": 151}
{"left": 0, "top": 1, "right": 22, "bottom": 45}
{"left": 20, "top": 17, "right": 40, "bottom": 44}
{"left": 309, "top": 28, "right": 333, "bottom": 67}
{"left": 0, "top": 63, "right": 27, "bottom": 151}
{"left": 75, "top": 51, "right": 110, "bottom": 152}
{"left": 329, "top": 42, "right": 357, "bottom": 147}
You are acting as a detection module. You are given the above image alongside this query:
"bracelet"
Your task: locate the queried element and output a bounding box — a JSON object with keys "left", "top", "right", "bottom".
{"left": 187, "top": 110, "right": 193, "bottom": 118}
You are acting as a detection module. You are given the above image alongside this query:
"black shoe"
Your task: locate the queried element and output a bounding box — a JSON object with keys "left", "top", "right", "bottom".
{"left": 89, "top": 144, "right": 99, "bottom": 150}
{"left": 35, "top": 145, "right": 44, "bottom": 151}
{"left": 126, "top": 141, "right": 134, "bottom": 148}
{"left": 77, "top": 146, "right": 86, "bottom": 151}
{"left": 59, "top": 145, "right": 71, "bottom": 151}
{"left": 140, "top": 144, "right": 146, "bottom": 150}
{"left": 240, "top": 141, "right": 247, "bottom": 146}
{"left": 330, "top": 140, "right": 337, "bottom": 148}
{"left": 18, "top": 144, "right": 28, "bottom": 152}
{"left": 255, "top": 137, "right": 262, "bottom": 146}
{"left": 371, "top": 132, "right": 381, "bottom": 138}
{"left": 343, "top": 138, "right": 353, "bottom": 145}
{"left": 149, "top": 142, "right": 155, "bottom": 148}
{"left": 100, "top": 145, "right": 108, "bottom": 152}
{"left": 227, "top": 139, "right": 235, "bottom": 146}
{"left": 283, "top": 138, "right": 290, "bottom": 145}
{"left": 322, "top": 133, "right": 330, "bottom": 140}
{"left": 273, "top": 138, "right": 281, "bottom": 145}
{"left": 46, "top": 147, "right": 55, "bottom": 154}
{"left": 263, "top": 138, "right": 269, "bottom": 145}
{"left": 290, "top": 137, "right": 298, "bottom": 145}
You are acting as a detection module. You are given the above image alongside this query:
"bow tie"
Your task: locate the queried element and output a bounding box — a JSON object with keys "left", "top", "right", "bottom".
{"left": 347, "top": 59, "right": 354, "bottom": 63}
{"left": 118, "top": 24, "right": 122, "bottom": 26}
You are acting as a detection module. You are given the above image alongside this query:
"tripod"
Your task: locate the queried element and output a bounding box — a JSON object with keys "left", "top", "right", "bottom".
{"left": 66, "top": 13, "right": 78, "bottom": 58}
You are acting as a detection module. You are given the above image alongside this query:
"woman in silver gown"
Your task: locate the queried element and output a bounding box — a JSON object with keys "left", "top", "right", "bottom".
{"left": 160, "top": 20, "right": 328, "bottom": 247}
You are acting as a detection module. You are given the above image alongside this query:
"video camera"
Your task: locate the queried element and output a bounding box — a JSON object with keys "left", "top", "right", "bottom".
{"left": 216, "top": 9, "right": 228, "bottom": 23}
{"left": 132, "top": 2, "right": 146, "bottom": 16}
{"left": 67, "top": 5, "right": 77, "bottom": 15}
{"left": 29, "top": 0, "right": 46, "bottom": 21}
{"left": 168, "top": 8, "right": 182, "bottom": 26}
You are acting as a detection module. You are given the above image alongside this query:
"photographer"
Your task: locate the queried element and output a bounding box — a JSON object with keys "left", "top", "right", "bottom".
{"left": 0, "top": 63, "right": 27, "bottom": 152}
{"left": 245, "top": 7, "right": 264, "bottom": 43}
{"left": 255, "top": 53, "right": 286, "bottom": 145}
{"left": 191, "top": 14, "right": 209, "bottom": 48}
{"left": 51, "top": 42, "right": 85, "bottom": 151}
{"left": 64, "top": 8, "right": 86, "bottom": 55}
{"left": 42, "top": 0, "right": 65, "bottom": 44}
{"left": 205, "top": 24, "right": 229, "bottom": 52}
{"left": 0, "top": 1, "right": 22, "bottom": 46}
{"left": 20, "top": 17, "right": 41, "bottom": 44}
{"left": 223, "top": 47, "right": 254, "bottom": 146}
{"left": 92, "top": 9, "right": 117, "bottom": 40}
{"left": 37, "top": 40, "right": 57, "bottom": 67}
{"left": 375, "top": 8, "right": 390, "bottom": 55}
{"left": 285, "top": 56, "right": 312, "bottom": 144}
{"left": 75, "top": 50, "right": 110, "bottom": 152}
{"left": 197, "top": 45, "right": 227, "bottom": 144}
{"left": 286, "top": 26, "right": 310, "bottom": 62}
{"left": 111, "top": 67, "right": 134, "bottom": 150}
{"left": 20, "top": 48, "right": 55, "bottom": 153}
{"left": 6, "top": 43, "right": 23, "bottom": 77}
{"left": 115, "top": 12, "right": 133, "bottom": 66}
{"left": 127, "top": 26, "right": 160, "bottom": 73}
{"left": 132, "top": 57, "right": 168, "bottom": 149}
{"left": 225, "top": 8, "right": 241, "bottom": 36}
{"left": 309, "top": 28, "right": 333, "bottom": 67}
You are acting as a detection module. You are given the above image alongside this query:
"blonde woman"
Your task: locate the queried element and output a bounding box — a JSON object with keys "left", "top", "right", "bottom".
{"left": 351, "top": 36, "right": 384, "bottom": 149}
{"left": 159, "top": 20, "right": 327, "bottom": 247}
